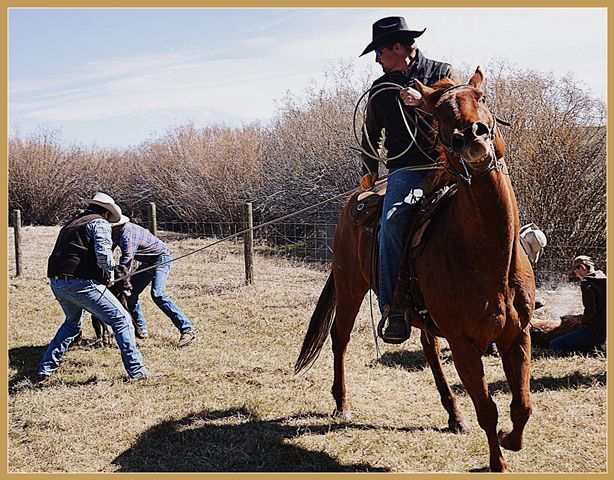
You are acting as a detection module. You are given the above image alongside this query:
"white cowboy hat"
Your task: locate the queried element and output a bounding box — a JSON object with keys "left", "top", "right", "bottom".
{"left": 519, "top": 223, "right": 547, "bottom": 263}
{"left": 110, "top": 215, "right": 130, "bottom": 227}
{"left": 83, "top": 192, "right": 122, "bottom": 223}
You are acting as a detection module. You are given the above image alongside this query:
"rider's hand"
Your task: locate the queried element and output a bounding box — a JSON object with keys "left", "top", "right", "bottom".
{"left": 400, "top": 87, "right": 422, "bottom": 107}
{"left": 360, "top": 172, "right": 378, "bottom": 190}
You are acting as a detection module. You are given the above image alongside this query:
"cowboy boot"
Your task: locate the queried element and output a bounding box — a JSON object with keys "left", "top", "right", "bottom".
{"left": 378, "top": 305, "right": 411, "bottom": 344}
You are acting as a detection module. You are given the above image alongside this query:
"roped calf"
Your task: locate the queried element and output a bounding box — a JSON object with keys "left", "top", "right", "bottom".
{"left": 91, "top": 264, "right": 135, "bottom": 346}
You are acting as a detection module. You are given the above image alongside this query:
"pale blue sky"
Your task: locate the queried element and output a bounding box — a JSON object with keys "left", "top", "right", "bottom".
{"left": 9, "top": 8, "right": 607, "bottom": 148}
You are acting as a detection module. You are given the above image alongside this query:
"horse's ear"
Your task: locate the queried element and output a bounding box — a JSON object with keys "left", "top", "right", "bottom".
{"left": 414, "top": 79, "right": 434, "bottom": 98}
{"left": 468, "top": 66, "right": 484, "bottom": 89}
{"left": 415, "top": 79, "right": 436, "bottom": 112}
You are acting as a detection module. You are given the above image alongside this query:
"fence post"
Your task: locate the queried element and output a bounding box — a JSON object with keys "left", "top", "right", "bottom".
{"left": 244, "top": 202, "right": 254, "bottom": 285}
{"left": 148, "top": 202, "right": 157, "bottom": 236}
{"left": 13, "top": 209, "right": 22, "bottom": 277}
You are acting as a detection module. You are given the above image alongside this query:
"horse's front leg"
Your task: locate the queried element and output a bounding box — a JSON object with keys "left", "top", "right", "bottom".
{"left": 330, "top": 293, "right": 365, "bottom": 421}
{"left": 420, "top": 330, "right": 469, "bottom": 433}
{"left": 448, "top": 336, "right": 508, "bottom": 472}
{"left": 496, "top": 328, "right": 532, "bottom": 452}
{"left": 102, "top": 322, "right": 113, "bottom": 347}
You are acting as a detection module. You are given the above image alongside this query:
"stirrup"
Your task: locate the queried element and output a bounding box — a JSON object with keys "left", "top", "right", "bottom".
{"left": 376, "top": 305, "right": 391, "bottom": 340}
{"left": 377, "top": 305, "right": 411, "bottom": 344}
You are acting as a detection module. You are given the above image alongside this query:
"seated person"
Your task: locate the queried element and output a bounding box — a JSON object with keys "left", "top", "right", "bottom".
{"left": 549, "top": 255, "right": 606, "bottom": 352}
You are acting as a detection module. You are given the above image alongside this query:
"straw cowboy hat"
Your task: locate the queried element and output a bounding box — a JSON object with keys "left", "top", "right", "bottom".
{"left": 83, "top": 192, "right": 122, "bottom": 224}
{"left": 360, "top": 16, "right": 426, "bottom": 56}
{"left": 567, "top": 255, "right": 594, "bottom": 276}
{"left": 519, "top": 223, "right": 547, "bottom": 263}
{"left": 110, "top": 215, "right": 130, "bottom": 227}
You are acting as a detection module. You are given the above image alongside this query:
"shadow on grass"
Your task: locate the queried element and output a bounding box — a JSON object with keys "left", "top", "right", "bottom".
{"left": 378, "top": 345, "right": 605, "bottom": 395}
{"left": 377, "top": 344, "right": 456, "bottom": 372}
{"left": 378, "top": 349, "right": 428, "bottom": 371}
{"left": 449, "top": 371, "right": 606, "bottom": 396}
{"left": 8, "top": 345, "right": 48, "bottom": 394}
{"left": 112, "top": 408, "right": 391, "bottom": 472}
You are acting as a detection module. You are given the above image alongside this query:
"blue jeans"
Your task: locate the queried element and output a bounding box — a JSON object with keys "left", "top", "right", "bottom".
{"left": 128, "top": 253, "right": 192, "bottom": 334}
{"left": 378, "top": 169, "right": 428, "bottom": 315}
{"left": 40, "top": 278, "right": 147, "bottom": 379}
{"left": 549, "top": 327, "right": 606, "bottom": 352}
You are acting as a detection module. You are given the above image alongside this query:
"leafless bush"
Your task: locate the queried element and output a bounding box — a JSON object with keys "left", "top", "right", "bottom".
{"left": 258, "top": 61, "right": 372, "bottom": 221}
{"left": 128, "top": 122, "right": 268, "bottom": 224}
{"left": 481, "top": 61, "right": 606, "bottom": 271}
{"left": 9, "top": 128, "right": 97, "bottom": 224}
{"left": 8, "top": 61, "right": 606, "bottom": 274}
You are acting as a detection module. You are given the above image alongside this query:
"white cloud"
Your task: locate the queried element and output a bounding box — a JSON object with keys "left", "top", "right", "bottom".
{"left": 9, "top": 7, "right": 606, "bottom": 147}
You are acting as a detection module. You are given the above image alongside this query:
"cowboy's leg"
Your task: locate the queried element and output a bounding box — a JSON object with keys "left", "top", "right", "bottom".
{"left": 39, "top": 278, "right": 86, "bottom": 375}
{"left": 150, "top": 253, "right": 193, "bottom": 333}
{"left": 76, "top": 280, "right": 147, "bottom": 379}
{"left": 378, "top": 169, "right": 427, "bottom": 314}
{"left": 127, "top": 267, "right": 155, "bottom": 335}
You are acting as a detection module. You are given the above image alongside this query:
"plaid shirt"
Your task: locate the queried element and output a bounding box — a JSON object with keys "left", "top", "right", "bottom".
{"left": 114, "top": 222, "right": 168, "bottom": 266}
{"left": 86, "top": 217, "right": 115, "bottom": 281}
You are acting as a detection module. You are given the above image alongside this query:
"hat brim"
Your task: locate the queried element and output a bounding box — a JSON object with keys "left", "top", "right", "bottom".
{"left": 110, "top": 215, "right": 130, "bottom": 227}
{"left": 84, "top": 198, "right": 122, "bottom": 223}
{"left": 360, "top": 28, "right": 426, "bottom": 56}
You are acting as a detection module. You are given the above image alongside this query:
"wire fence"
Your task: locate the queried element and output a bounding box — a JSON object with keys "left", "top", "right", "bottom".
{"left": 155, "top": 217, "right": 605, "bottom": 287}
{"left": 9, "top": 205, "right": 606, "bottom": 289}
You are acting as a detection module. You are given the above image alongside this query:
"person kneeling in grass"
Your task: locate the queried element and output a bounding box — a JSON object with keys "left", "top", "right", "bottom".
{"left": 549, "top": 255, "right": 606, "bottom": 353}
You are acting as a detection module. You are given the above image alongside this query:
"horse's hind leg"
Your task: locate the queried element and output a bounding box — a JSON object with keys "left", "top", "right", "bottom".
{"left": 448, "top": 338, "right": 508, "bottom": 472}
{"left": 331, "top": 290, "right": 367, "bottom": 421}
{"left": 496, "top": 329, "right": 532, "bottom": 451}
{"left": 420, "top": 331, "right": 469, "bottom": 433}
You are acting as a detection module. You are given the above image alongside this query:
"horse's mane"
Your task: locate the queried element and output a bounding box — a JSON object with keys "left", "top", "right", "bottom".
{"left": 431, "top": 76, "right": 459, "bottom": 92}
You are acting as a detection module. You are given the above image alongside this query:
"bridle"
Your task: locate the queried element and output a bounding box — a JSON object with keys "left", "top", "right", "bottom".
{"left": 432, "top": 84, "right": 504, "bottom": 184}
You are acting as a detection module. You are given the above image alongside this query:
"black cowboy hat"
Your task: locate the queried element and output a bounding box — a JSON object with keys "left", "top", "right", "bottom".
{"left": 360, "top": 16, "right": 426, "bottom": 56}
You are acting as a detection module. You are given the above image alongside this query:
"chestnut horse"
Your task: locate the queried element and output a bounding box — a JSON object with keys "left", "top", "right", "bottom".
{"left": 296, "top": 67, "right": 535, "bottom": 472}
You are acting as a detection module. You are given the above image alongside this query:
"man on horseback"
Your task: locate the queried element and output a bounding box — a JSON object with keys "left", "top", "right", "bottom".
{"left": 359, "top": 16, "right": 460, "bottom": 343}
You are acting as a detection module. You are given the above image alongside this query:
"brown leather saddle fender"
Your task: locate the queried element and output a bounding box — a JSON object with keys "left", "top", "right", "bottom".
{"left": 348, "top": 179, "right": 387, "bottom": 230}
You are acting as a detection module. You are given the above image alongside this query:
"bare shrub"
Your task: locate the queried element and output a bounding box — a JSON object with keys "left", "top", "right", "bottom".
{"left": 259, "top": 60, "right": 372, "bottom": 220}
{"left": 8, "top": 61, "right": 606, "bottom": 274}
{"left": 482, "top": 61, "right": 606, "bottom": 273}
{"left": 130, "top": 122, "right": 268, "bottom": 224}
{"left": 9, "top": 128, "right": 96, "bottom": 224}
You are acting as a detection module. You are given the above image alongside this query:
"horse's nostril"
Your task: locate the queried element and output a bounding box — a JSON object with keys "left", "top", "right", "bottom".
{"left": 451, "top": 133, "right": 465, "bottom": 152}
{"left": 472, "top": 122, "right": 490, "bottom": 138}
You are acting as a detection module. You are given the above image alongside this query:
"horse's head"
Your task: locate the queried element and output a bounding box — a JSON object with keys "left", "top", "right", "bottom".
{"left": 415, "top": 67, "right": 504, "bottom": 174}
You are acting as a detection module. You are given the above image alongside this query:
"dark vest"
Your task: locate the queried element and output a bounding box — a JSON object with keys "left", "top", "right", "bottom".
{"left": 47, "top": 212, "right": 105, "bottom": 281}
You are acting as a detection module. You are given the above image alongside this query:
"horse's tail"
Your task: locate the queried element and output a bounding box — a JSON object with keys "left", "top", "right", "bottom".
{"left": 295, "top": 271, "right": 337, "bottom": 374}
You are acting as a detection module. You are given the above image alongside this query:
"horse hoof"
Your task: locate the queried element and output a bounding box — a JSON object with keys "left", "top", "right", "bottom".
{"left": 332, "top": 409, "right": 352, "bottom": 421}
{"left": 449, "top": 419, "right": 470, "bottom": 434}
{"left": 498, "top": 429, "right": 522, "bottom": 451}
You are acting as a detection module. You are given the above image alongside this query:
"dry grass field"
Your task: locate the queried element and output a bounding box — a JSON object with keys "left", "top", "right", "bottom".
{"left": 7, "top": 226, "right": 607, "bottom": 473}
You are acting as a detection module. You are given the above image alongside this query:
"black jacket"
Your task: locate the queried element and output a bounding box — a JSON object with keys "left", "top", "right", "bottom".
{"left": 581, "top": 270, "right": 607, "bottom": 334}
{"left": 361, "top": 49, "right": 458, "bottom": 174}
{"left": 47, "top": 212, "right": 105, "bottom": 281}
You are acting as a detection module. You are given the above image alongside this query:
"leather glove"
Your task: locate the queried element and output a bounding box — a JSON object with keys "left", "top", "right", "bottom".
{"left": 360, "top": 173, "right": 378, "bottom": 190}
